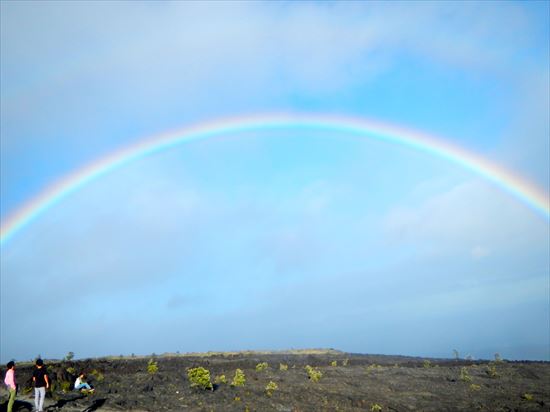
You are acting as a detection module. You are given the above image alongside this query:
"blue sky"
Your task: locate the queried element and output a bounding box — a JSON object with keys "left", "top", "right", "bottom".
{"left": 1, "top": 1, "right": 548, "bottom": 362}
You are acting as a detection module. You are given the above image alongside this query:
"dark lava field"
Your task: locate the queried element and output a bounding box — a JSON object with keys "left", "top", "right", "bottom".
{"left": 1, "top": 350, "right": 548, "bottom": 411}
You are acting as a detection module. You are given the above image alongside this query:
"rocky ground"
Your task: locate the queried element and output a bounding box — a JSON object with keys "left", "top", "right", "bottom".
{"left": 1, "top": 350, "right": 548, "bottom": 411}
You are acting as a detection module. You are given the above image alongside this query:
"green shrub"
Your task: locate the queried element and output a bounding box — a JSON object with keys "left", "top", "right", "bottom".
{"left": 187, "top": 367, "right": 213, "bottom": 390}
{"left": 494, "top": 353, "right": 503, "bottom": 363}
{"left": 371, "top": 404, "right": 382, "bottom": 412}
{"left": 522, "top": 393, "right": 534, "bottom": 401}
{"left": 147, "top": 359, "right": 158, "bottom": 375}
{"left": 279, "top": 363, "right": 288, "bottom": 371}
{"left": 305, "top": 365, "right": 322, "bottom": 382}
{"left": 66, "top": 367, "right": 76, "bottom": 375}
{"left": 342, "top": 358, "right": 349, "bottom": 366}
{"left": 423, "top": 360, "right": 432, "bottom": 368}
{"left": 486, "top": 364, "right": 498, "bottom": 378}
{"left": 255, "top": 362, "right": 268, "bottom": 372}
{"left": 90, "top": 369, "right": 105, "bottom": 382}
{"left": 214, "top": 374, "right": 227, "bottom": 384}
{"left": 459, "top": 367, "right": 472, "bottom": 382}
{"left": 265, "top": 381, "right": 278, "bottom": 397}
{"left": 65, "top": 352, "right": 75, "bottom": 361}
{"left": 231, "top": 369, "right": 246, "bottom": 387}
{"left": 60, "top": 381, "right": 71, "bottom": 393}
{"left": 470, "top": 384, "right": 481, "bottom": 391}
{"left": 330, "top": 360, "right": 337, "bottom": 367}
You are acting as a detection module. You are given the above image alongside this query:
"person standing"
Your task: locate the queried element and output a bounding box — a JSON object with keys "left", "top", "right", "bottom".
{"left": 32, "top": 359, "right": 49, "bottom": 412}
{"left": 3, "top": 361, "right": 16, "bottom": 412}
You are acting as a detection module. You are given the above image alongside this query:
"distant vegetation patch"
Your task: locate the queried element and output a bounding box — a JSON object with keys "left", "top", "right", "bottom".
{"left": 279, "top": 363, "right": 288, "bottom": 371}
{"left": 90, "top": 369, "right": 104, "bottom": 382}
{"left": 231, "top": 369, "right": 246, "bottom": 387}
{"left": 214, "top": 374, "right": 227, "bottom": 384}
{"left": 486, "top": 364, "right": 498, "bottom": 378}
{"left": 255, "top": 362, "right": 268, "bottom": 372}
{"left": 305, "top": 365, "right": 322, "bottom": 382}
{"left": 265, "top": 381, "right": 278, "bottom": 397}
{"left": 459, "top": 367, "right": 472, "bottom": 382}
{"left": 147, "top": 359, "right": 158, "bottom": 375}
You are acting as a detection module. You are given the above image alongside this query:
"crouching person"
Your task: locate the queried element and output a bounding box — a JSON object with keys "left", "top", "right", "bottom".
{"left": 75, "top": 373, "right": 94, "bottom": 393}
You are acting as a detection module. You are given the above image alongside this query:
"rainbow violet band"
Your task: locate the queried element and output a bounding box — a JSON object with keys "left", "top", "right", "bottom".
{"left": 1, "top": 113, "right": 549, "bottom": 246}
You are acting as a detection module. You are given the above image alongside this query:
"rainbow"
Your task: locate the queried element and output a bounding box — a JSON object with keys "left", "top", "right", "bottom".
{"left": 1, "top": 113, "right": 549, "bottom": 246}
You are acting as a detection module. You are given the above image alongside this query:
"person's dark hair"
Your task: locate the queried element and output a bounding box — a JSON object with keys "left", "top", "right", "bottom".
{"left": 36, "top": 358, "right": 44, "bottom": 366}
{"left": 7, "top": 361, "right": 15, "bottom": 369}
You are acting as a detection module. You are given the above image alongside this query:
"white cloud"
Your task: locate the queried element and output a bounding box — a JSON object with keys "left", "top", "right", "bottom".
{"left": 471, "top": 245, "right": 491, "bottom": 260}
{"left": 384, "top": 178, "right": 549, "bottom": 260}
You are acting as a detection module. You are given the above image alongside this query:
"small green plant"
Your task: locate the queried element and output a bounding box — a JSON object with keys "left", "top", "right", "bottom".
{"left": 305, "top": 365, "right": 322, "bottom": 382}
{"left": 265, "top": 381, "right": 278, "bottom": 397}
{"left": 459, "top": 367, "right": 472, "bottom": 382}
{"left": 22, "top": 386, "right": 33, "bottom": 395}
{"left": 330, "top": 360, "right": 338, "bottom": 367}
{"left": 486, "top": 364, "right": 498, "bottom": 378}
{"left": 255, "top": 362, "right": 268, "bottom": 372}
{"left": 65, "top": 352, "right": 75, "bottom": 361}
{"left": 423, "top": 360, "right": 432, "bottom": 368}
{"left": 234, "top": 396, "right": 241, "bottom": 402}
{"left": 231, "top": 369, "right": 246, "bottom": 387}
{"left": 90, "top": 369, "right": 104, "bottom": 382}
{"left": 522, "top": 393, "right": 534, "bottom": 401}
{"left": 147, "top": 359, "right": 158, "bottom": 375}
{"left": 60, "top": 381, "right": 72, "bottom": 392}
{"left": 279, "top": 363, "right": 288, "bottom": 371}
{"left": 342, "top": 358, "right": 349, "bottom": 366}
{"left": 470, "top": 384, "right": 481, "bottom": 391}
{"left": 66, "top": 367, "right": 76, "bottom": 375}
{"left": 214, "top": 374, "right": 227, "bottom": 384}
{"left": 187, "top": 367, "right": 213, "bottom": 390}
{"left": 371, "top": 403, "right": 383, "bottom": 412}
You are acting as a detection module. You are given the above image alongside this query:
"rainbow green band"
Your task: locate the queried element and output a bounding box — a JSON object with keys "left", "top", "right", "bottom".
{"left": 1, "top": 114, "right": 548, "bottom": 246}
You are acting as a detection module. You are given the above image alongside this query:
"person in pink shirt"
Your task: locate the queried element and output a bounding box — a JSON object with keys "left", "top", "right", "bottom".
{"left": 4, "top": 361, "right": 16, "bottom": 412}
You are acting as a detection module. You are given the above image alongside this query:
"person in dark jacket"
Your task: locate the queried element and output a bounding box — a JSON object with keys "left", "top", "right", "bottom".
{"left": 32, "top": 359, "right": 49, "bottom": 412}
